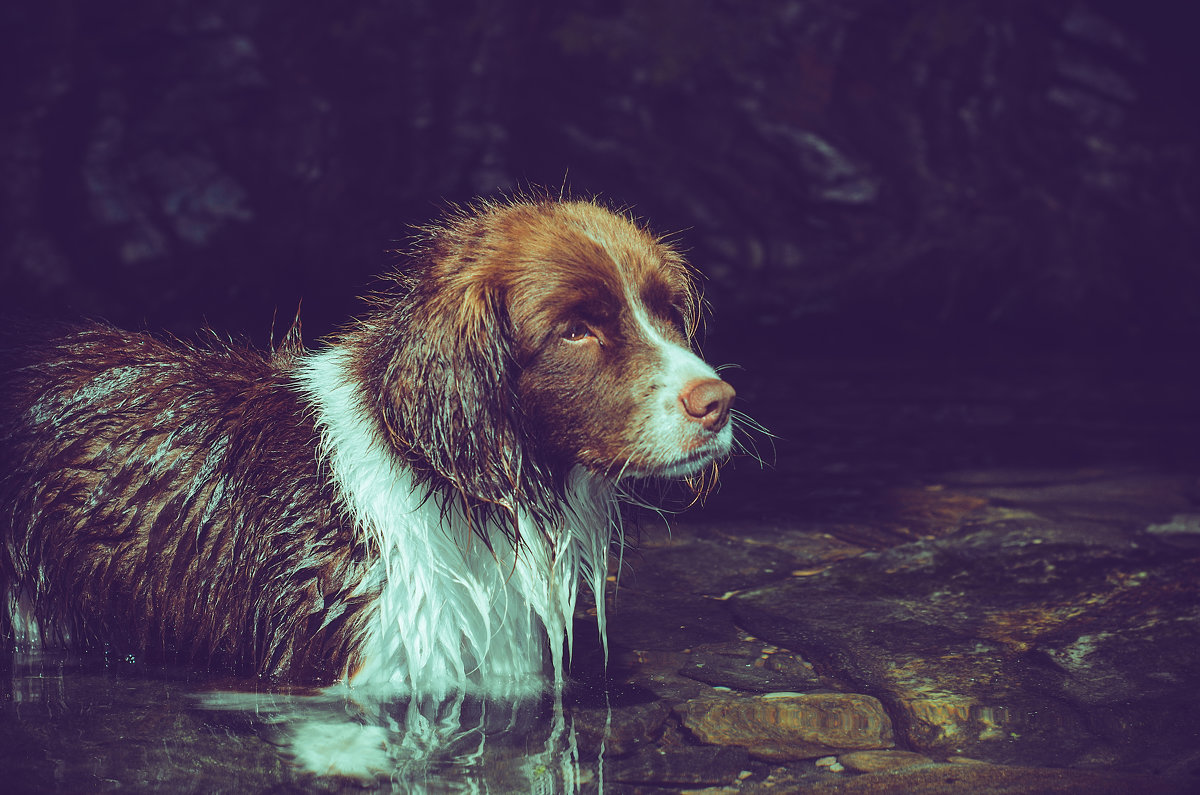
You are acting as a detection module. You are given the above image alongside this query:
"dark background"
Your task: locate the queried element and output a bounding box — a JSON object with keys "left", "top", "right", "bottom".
{"left": 3, "top": 1, "right": 1198, "bottom": 507}
{"left": 4, "top": 0, "right": 1197, "bottom": 354}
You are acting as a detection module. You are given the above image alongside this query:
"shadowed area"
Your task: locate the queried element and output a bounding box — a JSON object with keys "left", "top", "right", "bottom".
{"left": 2, "top": 0, "right": 1198, "bottom": 792}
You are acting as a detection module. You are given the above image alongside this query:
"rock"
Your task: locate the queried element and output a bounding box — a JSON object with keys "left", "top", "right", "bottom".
{"left": 949, "top": 472, "right": 1196, "bottom": 526}
{"left": 706, "top": 522, "right": 870, "bottom": 567}
{"left": 613, "top": 649, "right": 713, "bottom": 703}
{"left": 874, "top": 487, "right": 990, "bottom": 539}
{"left": 1147, "top": 514, "right": 1200, "bottom": 536}
{"left": 732, "top": 493, "right": 1200, "bottom": 768}
{"left": 679, "top": 641, "right": 821, "bottom": 692}
{"left": 627, "top": 526, "right": 799, "bottom": 597}
{"left": 569, "top": 700, "right": 671, "bottom": 757}
{"left": 608, "top": 589, "right": 741, "bottom": 652}
{"left": 1146, "top": 514, "right": 1200, "bottom": 548}
{"left": 607, "top": 745, "right": 748, "bottom": 787}
{"left": 727, "top": 762, "right": 848, "bottom": 793}
{"left": 679, "top": 692, "right": 894, "bottom": 761}
{"left": 804, "top": 762, "right": 1193, "bottom": 794}
{"left": 838, "top": 749, "right": 934, "bottom": 773}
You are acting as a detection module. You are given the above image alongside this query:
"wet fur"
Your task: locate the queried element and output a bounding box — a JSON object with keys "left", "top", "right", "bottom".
{"left": 0, "top": 197, "right": 734, "bottom": 695}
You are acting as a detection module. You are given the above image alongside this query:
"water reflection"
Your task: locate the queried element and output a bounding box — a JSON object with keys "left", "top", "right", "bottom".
{"left": 3, "top": 648, "right": 609, "bottom": 792}
{"left": 198, "top": 686, "right": 605, "bottom": 792}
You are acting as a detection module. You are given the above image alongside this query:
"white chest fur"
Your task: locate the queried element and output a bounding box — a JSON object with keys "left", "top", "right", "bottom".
{"left": 295, "top": 347, "right": 616, "bottom": 697}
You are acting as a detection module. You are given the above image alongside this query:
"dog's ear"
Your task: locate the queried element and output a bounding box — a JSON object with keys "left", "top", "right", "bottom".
{"left": 371, "top": 278, "right": 556, "bottom": 542}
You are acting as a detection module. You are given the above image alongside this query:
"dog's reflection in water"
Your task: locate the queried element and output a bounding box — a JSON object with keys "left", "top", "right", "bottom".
{"left": 196, "top": 685, "right": 603, "bottom": 792}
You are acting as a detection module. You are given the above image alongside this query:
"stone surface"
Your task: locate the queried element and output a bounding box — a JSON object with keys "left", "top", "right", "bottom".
{"left": 606, "top": 745, "right": 749, "bottom": 786}
{"left": 569, "top": 699, "right": 671, "bottom": 757}
{"left": 803, "top": 762, "right": 1192, "bottom": 794}
{"left": 679, "top": 692, "right": 894, "bottom": 761}
{"left": 626, "top": 526, "right": 801, "bottom": 597}
{"left": 606, "top": 589, "right": 741, "bottom": 653}
{"left": 730, "top": 473, "right": 1200, "bottom": 769}
{"left": 609, "top": 648, "right": 720, "bottom": 709}
{"left": 679, "top": 641, "right": 822, "bottom": 693}
{"left": 1146, "top": 514, "right": 1200, "bottom": 549}
{"left": 838, "top": 749, "right": 935, "bottom": 773}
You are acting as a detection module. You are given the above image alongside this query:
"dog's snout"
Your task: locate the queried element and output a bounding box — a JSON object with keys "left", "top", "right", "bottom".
{"left": 680, "top": 378, "right": 735, "bottom": 433}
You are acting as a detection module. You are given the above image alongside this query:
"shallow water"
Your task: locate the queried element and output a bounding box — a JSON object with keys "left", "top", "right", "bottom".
{"left": 3, "top": 648, "right": 614, "bottom": 792}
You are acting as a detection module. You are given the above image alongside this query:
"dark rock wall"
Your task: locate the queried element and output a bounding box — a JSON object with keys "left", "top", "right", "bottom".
{"left": 2, "top": 0, "right": 1196, "bottom": 356}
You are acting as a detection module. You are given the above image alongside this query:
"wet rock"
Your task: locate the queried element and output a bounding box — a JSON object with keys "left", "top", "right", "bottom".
{"left": 804, "top": 762, "right": 1192, "bottom": 794}
{"left": 947, "top": 471, "right": 1196, "bottom": 526}
{"left": 1037, "top": 616, "right": 1200, "bottom": 707}
{"left": 687, "top": 520, "right": 870, "bottom": 568}
{"left": 613, "top": 649, "right": 712, "bottom": 703}
{"left": 731, "top": 482, "right": 1200, "bottom": 768}
{"left": 726, "top": 762, "right": 848, "bottom": 793}
{"left": 678, "top": 692, "right": 894, "bottom": 761}
{"left": 607, "top": 745, "right": 748, "bottom": 787}
{"left": 569, "top": 700, "right": 671, "bottom": 757}
{"left": 743, "top": 487, "right": 993, "bottom": 554}
{"left": 629, "top": 526, "right": 800, "bottom": 597}
{"left": 679, "top": 641, "right": 821, "bottom": 693}
{"left": 1146, "top": 514, "right": 1200, "bottom": 549}
{"left": 606, "top": 527, "right": 766, "bottom": 654}
{"left": 838, "top": 749, "right": 935, "bottom": 773}
{"left": 608, "top": 590, "right": 741, "bottom": 653}
{"left": 872, "top": 487, "right": 991, "bottom": 540}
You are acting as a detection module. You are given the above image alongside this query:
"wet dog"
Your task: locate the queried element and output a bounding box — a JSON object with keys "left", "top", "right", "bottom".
{"left": 0, "top": 197, "right": 736, "bottom": 696}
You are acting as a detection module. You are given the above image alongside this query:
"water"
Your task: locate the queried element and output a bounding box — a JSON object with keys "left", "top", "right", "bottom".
{"left": 2, "top": 649, "right": 612, "bottom": 792}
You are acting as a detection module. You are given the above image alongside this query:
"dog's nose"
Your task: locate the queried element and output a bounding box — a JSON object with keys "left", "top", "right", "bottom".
{"left": 680, "top": 378, "right": 735, "bottom": 433}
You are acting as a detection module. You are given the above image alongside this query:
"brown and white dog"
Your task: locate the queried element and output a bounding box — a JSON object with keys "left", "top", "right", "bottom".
{"left": 0, "top": 197, "right": 736, "bottom": 697}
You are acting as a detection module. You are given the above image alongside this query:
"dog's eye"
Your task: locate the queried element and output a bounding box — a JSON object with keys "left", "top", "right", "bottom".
{"left": 563, "top": 322, "right": 594, "bottom": 342}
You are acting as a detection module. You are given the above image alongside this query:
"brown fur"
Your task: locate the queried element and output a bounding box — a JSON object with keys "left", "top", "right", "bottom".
{"left": 0, "top": 326, "right": 376, "bottom": 680}
{"left": 0, "top": 196, "right": 729, "bottom": 685}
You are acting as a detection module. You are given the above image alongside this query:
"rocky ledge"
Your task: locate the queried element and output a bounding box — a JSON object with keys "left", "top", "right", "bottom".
{"left": 574, "top": 467, "right": 1199, "bottom": 793}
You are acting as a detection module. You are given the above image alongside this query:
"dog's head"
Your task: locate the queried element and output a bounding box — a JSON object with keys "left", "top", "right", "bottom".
{"left": 360, "top": 197, "right": 735, "bottom": 532}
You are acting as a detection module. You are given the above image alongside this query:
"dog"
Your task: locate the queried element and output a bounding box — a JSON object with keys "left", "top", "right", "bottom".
{"left": 0, "top": 196, "right": 736, "bottom": 697}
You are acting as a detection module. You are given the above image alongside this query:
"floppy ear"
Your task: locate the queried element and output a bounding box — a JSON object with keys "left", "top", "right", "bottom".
{"left": 371, "top": 279, "right": 558, "bottom": 543}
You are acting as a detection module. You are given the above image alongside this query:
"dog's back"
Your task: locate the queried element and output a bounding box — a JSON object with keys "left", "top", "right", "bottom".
{"left": 0, "top": 324, "right": 373, "bottom": 680}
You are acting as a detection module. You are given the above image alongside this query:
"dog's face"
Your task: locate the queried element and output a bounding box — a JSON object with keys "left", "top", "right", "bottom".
{"left": 501, "top": 203, "right": 735, "bottom": 481}
{"left": 378, "top": 199, "right": 735, "bottom": 522}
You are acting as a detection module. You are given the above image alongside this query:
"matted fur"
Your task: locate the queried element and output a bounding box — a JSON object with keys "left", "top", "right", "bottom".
{"left": 0, "top": 196, "right": 735, "bottom": 696}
